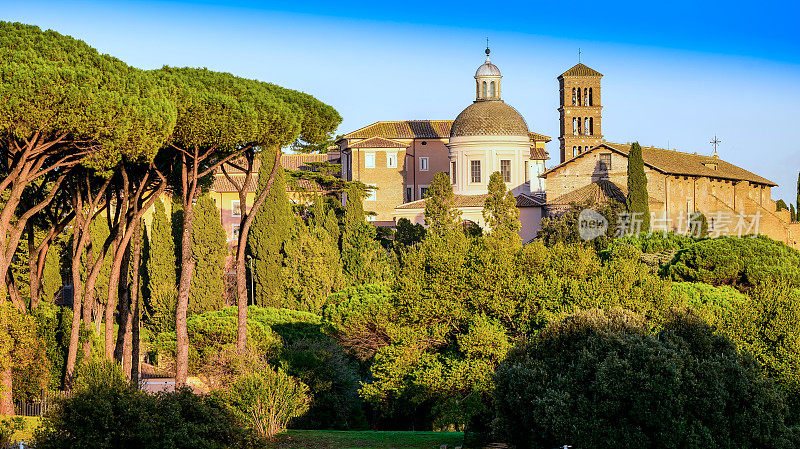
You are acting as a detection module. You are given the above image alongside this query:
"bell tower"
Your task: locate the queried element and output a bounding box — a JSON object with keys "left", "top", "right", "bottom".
{"left": 558, "top": 62, "right": 603, "bottom": 163}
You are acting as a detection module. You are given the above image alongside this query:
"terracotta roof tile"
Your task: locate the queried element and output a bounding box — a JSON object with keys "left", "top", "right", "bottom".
{"left": 559, "top": 63, "right": 603, "bottom": 78}
{"left": 395, "top": 193, "right": 544, "bottom": 210}
{"left": 529, "top": 132, "right": 552, "bottom": 142}
{"left": 547, "top": 179, "right": 662, "bottom": 206}
{"left": 342, "top": 120, "right": 453, "bottom": 139}
{"left": 349, "top": 136, "right": 408, "bottom": 149}
{"left": 530, "top": 147, "right": 549, "bottom": 160}
{"left": 541, "top": 142, "right": 777, "bottom": 186}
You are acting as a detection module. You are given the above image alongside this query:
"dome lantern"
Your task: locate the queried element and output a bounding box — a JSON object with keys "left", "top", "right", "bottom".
{"left": 475, "top": 46, "right": 501, "bottom": 101}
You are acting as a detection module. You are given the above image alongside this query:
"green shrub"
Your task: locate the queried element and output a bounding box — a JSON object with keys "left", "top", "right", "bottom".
{"left": 35, "top": 361, "right": 249, "bottom": 449}
{"left": 667, "top": 235, "right": 800, "bottom": 291}
{"left": 617, "top": 231, "right": 698, "bottom": 253}
{"left": 493, "top": 308, "right": 800, "bottom": 449}
{"left": 223, "top": 365, "right": 310, "bottom": 438}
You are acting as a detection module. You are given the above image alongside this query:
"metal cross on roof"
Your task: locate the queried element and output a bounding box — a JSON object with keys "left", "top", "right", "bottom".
{"left": 710, "top": 135, "right": 721, "bottom": 157}
{"left": 578, "top": 48, "right": 581, "bottom": 63}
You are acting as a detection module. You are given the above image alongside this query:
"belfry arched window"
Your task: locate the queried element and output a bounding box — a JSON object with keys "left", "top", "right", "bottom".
{"left": 577, "top": 88, "right": 582, "bottom": 106}
{"left": 589, "top": 117, "right": 594, "bottom": 135}
{"left": 482, "top": 81, "right": 487, "bottom": 98}
{"left": 573, "top": 117, "right": 578, "bottom": 135}
{"left": 490, "top": 81, "right": 496, "bottom": 98}
{"left": 572, "top": 88, "right": 576, "bottom": 105}
{"left": 584, "top": 88, "right": 588, "bottom": 106}
{"left": 589, "top": 88, "right": 593, "bottom": 106}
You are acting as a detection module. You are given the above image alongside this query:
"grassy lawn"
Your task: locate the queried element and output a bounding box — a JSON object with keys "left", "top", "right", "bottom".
{"left": 264, "top": 430, "right": 464, "bottom": 449}
{"left": 0, "top": 415, "right": 42, "bottom": 443}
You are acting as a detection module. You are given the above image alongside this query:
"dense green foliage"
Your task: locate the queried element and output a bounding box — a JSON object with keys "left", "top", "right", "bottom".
{"left": 538, "top": 201, "right": 623, "bottom": 250}
{"left": 494, "top": 308, "right": 800, "bottom": 449}
{"left": 189, "top": 194, "right": 228, "bottom": 315}
{"left": 249, "top": 150, "right": 293, "bottom": 307}
{"left": 483, "top": 171, "right": 520, "bottom": 245}
{"left": 35, "top": 361, "right": 249, "bottom": 449}
{"left": 281, "top": 223, "right": 343, "bottom": 314}
{"left": 394, "top": 218, "right": 425, "bottom": 248}
{"left": 626, "top": 142, "right": 651, "bottom": 232}
{"left": 341, "top": 185, "right": 391, "bottom": 285}
{"left": 144, "top": 199, "right": 177, "bottom": 333}
{"left": 667, "top": 235, "right": 800, "bottom": 290}
{"left": 423, "top": 172, "right": 462, "bottom": 237}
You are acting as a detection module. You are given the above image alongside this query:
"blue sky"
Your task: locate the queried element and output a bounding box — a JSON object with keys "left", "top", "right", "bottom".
{"left": 5, "top": 0, "right": 800, "bottom": 202}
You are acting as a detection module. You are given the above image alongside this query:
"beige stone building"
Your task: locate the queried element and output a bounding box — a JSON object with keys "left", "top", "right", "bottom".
{"left": 337, "top": 48, "right": 551, "bottom": 241}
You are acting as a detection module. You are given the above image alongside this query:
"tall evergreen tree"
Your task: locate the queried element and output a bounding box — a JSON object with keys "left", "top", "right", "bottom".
{"left": 626, "top": 142, "right": 650, "bottom": 232}
{"left": 796, "top": 171, "right": 800, "bottom": 221}
{"left": 188, "top": 194, "right": 227, "bottom": 316}
{"left": 483, "top": 171, "right": 521, "bottom": 245}
{"left": 281, "top": 223, "right": 343, "bottom": 314}
{"left": 792, "top": 204, "right": 797, "bottom": 223}
{"left": 424, "top": 172, "right": 462, "bottom": 237}
{"left": 341, "top": 185, "right": 390, "bottom": 285}
{"left": 249, "top": 154, "right": 294, "bottom": 307}
{"left": 324, "top": 208, "right": 340, "bottom": 243}
{"left": 41, "top": 243, "right": 62, "bottom": 304}
{"left": 776, "top": 199, "right": 788, "bottom": 212}
{"left": 144, "top": 199, "right": 177, "bottom": 333}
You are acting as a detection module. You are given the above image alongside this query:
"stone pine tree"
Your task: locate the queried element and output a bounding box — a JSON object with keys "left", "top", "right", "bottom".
{"left": 144, "top": 199, "right": 177, "bottom": 333}
{"left": 248, "top": 153, "right": 294, "bottom": 307}
{"left": 341, "top": 184, "right": 390, "bottom": 285}
{"left": 483, "top": 171, "right": 521, "bottom": 245}
{"left": 188, "top": 194, "right": 228, "bottom": 316}
{"left": 626, "top": 142, "right": 650, "bottom": 232}
{"left": 424, "top": 172, "right": 462, "bottom": 237}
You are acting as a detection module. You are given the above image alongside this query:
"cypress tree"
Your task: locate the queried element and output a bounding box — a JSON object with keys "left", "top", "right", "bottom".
{"left": 281, "top": 223, "right": 343, "bottom": 314}
{"left": 144, "top": 199, "right": 177, "bottom": 333}
{"left": 791, "top": 204, "right": 797, "bottom": 223}
{"left": 483, "top": 171, "right": 521, "bottom": 245}
{"left": 248, "top": 153, "right": 293, "bottom": 307}
{"left": 626, "top": 142, "right": 650, "bottom": 232}
{"left": 341, "top": 184, "right": 390, "bottom": 285}
{"left": 424, "top": 172, "right": 462, "bottom": 237}
{"left": 188, "top": 194, "right": 227, "bottom": 315}
{"left": 324, "top": 208, "right": 340, "bottom": 243}
{"left": 311, "top": 195, "right": 326, "bottom": 229}
{"left": 41, "top": 242, "right": 62, "bottom": 304}
{"left": 776, "top": 199, "right": 788, "bottom": 212}
{"left": 796, "top": 171, "right": 800, "bottom": 221}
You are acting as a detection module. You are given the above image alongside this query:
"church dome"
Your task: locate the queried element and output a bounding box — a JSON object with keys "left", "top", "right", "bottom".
{"left": 450, "top": 100, "right": 529, "bottom": 138}
{"left": 475, "top": 61, "right": 501, "bottom": 77}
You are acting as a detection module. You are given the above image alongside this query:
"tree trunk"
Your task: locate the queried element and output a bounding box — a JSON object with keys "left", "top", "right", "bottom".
{"left": 129, "top": 221, "right": 142, "bottom": 386}
{"left": 232, "top": 148, "right": 281, "bottom": 354}
{"left": 28, "top": 224, "right": 41, "bottom": 309}
{"left": 175, "top": 152, "right": 199, "bottom": 387}
{"left": 114, "top": 240, "right": 131, "bottom": 367}
{"left": 0, "top": 361, "right": 12, "bottom": 415}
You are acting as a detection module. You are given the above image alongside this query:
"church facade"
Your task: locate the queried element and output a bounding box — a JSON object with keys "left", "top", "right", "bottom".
{"left": 334, "top": 49, "right": 800, "bottom": 248}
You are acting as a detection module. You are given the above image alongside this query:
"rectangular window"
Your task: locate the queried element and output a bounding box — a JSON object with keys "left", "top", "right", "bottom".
{"left": 232, "top": 225, "right": 240, "bottom": 241}
{"left": 231, "top": 200, "right": 241, "bottom": 217}
{"left": 420, "top": 157, "right": 429, "bottom": 171}
{"left": 364, "top": 152, "right": 375, "bottom": 168}
{"left": 600, "top": 153, "right": 611, "bottom": 171}
{"left": 451, "top": 161, "right": 457, "bottom": 184}
{"left": 406, "top": 187, "right": 413, "bottom": 202}
{"left": 470, "top": 160, "right": 481, "bottom": 183}
{"left": 420, "top": 187, "right": 429, "bottom": 198}
{"left": 387, "top": 152, "right": 397, "bottom": 168}
{"left": 524, "top": 160, "right": 530, "bottom": 182}
{"left": 365, "top": 188, "right": 377, "bottom": 201}
{"left": 500, "top": 159, "right": 512, "bottom": 183}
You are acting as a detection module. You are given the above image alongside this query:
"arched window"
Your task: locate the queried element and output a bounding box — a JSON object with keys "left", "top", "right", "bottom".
{"left": 589, "top": 88, "right": 593, "bottom": 106}
{"left": 584, "top": 88, "right": 588, "bottom": 106}
{"left": 490, "top": 81, "right": 496, "bottom": 97}
{"left": 585, "top": 117, "right": 589, "bottom": 135}
{"left": 573, "top": 117, "right": 578, "bottom": 135}
{"left": 577, "top": 117, "right": 582, "bottom": 135}
{"left": 482, "top": 81, "right": 487, "bottom": 98}
{"left": 577, "top": 88, "right": 582, "bottom": 106}
{"left": 589, "top": 117, "right": 594, "bottom": 135}
{"left": 572, "top": 88, "right": 576, "bottom": 105}
{"left": 578, "top": 146, "right": 582, "bottom": 154}
{"left": 572, "top": 146, "right": 577, "bottom": 157}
